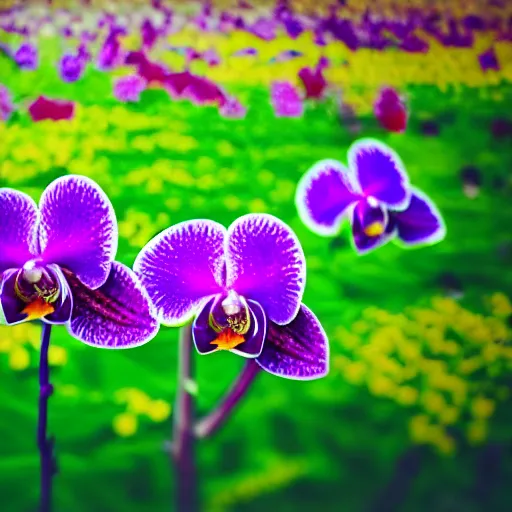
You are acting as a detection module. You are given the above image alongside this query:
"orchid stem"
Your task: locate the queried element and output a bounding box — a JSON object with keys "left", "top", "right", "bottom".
{"left": 172, "top": 324, "right": 199, "bottom": 512}
{"left": 194, "top": 359, "right": 261, "bottom": 439}
{"left": 38, "top": 322, "right": 55, "bottom": 512}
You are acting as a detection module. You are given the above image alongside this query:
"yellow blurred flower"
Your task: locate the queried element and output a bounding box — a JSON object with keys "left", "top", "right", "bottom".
{"left": 471, "top": 396, "right": 495, "bottom": 419}
{"left": 48, "top": 345, "right": 68, "bottom": 366}
{"left": 9, "top": 346, "right": 31, "bottom": 371}
{"left": 147, "top": 400, "right": 172, "bottom": 422}
{"left": 113, "top": 413, "right": 138, "bottom": 437}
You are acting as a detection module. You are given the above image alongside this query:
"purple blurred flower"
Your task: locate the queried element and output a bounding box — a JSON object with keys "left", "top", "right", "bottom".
{"left": 141, "top": 18, "right": 158, "bottom": 50}
{"left": 0, "top": 85, "right": 14, "bottom": 121}
{"left": 125, "top": 51, "right": 170, "bottom": 85}
{"left": 298, "top": 58, "right": 328, "bottom": 99}
{"left": 478, "top": 47, "right": 500, "bottom": 71}
{"left": 59, "top": 53, "right": 85, "bottom": 83}
{"left": 249, "top": 17, "right": 276, "bottom": 40}
{"left": 374, "top": 87, "right": 408, "bottom": 133}
{"left": 219, "top": 96, "right": 247, "bottom": 119}
{"left": 271, "top": 81, "right": 304, "bottom": 117}
{"left": 28, "top": 96, "right": 75, "bottom": 122}
{"left": 97, "top": 29, "right": 124, "bottom": 71}
{"left": 232, "top": 47, "right": 258, "bottom": 57}
{"left": 14, "top": 42, "right": 38, "bottom": 70}
{"left": 165, "top": 71, "right": 227, "bottom": 106}
{"left": 134, "top": 214, "right": 329, "bottom": 380}
{"left": 113, "top": 75, "right": 147, "bottom": 102}
{"left": 296, "top": 139, "right": 445, "bottom": 254}
{"left": 0, "top": 176, "right": 158, "bottom": 347}
{"left": 202, "top": 48, "right": 221, "bottom": 66}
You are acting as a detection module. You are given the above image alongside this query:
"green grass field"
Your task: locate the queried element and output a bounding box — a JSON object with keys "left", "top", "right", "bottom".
{"left": 1, "top": 39, "right": 512, "bottom": 511}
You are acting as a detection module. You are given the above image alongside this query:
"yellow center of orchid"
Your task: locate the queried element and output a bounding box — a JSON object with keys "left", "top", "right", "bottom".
{"left": 14, "top": 262, "right": 61, "bottom": 321}
{"left": 21, "top": 297, "right": 55, "bottom": 321}
{"left": 210, "top": 328, "right": 246, "bottom": 350}
{"left": 364, "top": 221, "right": 385, "bottom": 237}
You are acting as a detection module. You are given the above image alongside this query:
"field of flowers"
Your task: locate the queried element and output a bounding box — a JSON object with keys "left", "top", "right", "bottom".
{"left": 1, "top": 1, "right": 512, "bottom": 511}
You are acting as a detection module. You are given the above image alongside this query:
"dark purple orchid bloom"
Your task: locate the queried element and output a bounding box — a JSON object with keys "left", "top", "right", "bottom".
{"left": 59, "top": 53, "right": 85, "bottom": 82}
{"left": 134, "top": 215, "right": 329, "bottom": 380}
{"left": 0, "top": 176, "right": 158, "bottom": 347}
{"left": 14, "top": 42, "right": 38, "bottom": 70}
{"left": 28, "top": 96, "right": 75, "bottom": 122}
{"left": 0, "top": 84, "right": 14, "bottom": 121}
{"left": 478, "top": 47, "right": 500, "bottom": 72}
{"left": 113, "top": 75, "right": 147, "bottom": 103}
{"left": 141, "top": 18, "right": 158, "bottom": 50}
{"left": 96, "top": 28, "right": 124, "bottom": 71}
{"left": 298, "top": 57, "right": 328, "bottom": 99}
{"left": 271, "top": 81, "right": 304, "bottom": 118}
{"left": 296, "top": 139, "right": 446, "bottom": 254}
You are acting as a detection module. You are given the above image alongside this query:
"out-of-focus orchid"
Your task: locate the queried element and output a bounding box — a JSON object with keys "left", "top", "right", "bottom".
{"left": 134, "top": 214, "right": 328, "bottom": 380}
{"left": 14, "top": 41, "right": 38, "bottom": 70}
{"left": 141, "top": 18, "right": 158, "bottom": 50}
{"left": 96, "top": 27, "right": 125, "bottom": 71}
{"left": 165, "top": 71, "right": 227, "bottom": 106}
{"left": 298, "top": 57, "right": 329, "bottom": 99}
{"left": 374, "top": 87, "right": 408, "bottom": 133}
{"left": 219, "top": 96, "right": 247, "bottom": 119}
{"left": 0, "top": 84, "right": 14, "bottom": 121}
{"left": 202, "top": 47, "right": 221, "bottom": 66}
{"left": 232, "top": 47, "right": 258, "bottom": 57}
{"left": 296, "top": 139, "right": 446, "bottom": 254}
{"left": 28, "top": 96, "right": 75, "bottom": 122}
{"left": 249, "top": 18, "right": 276, "bottom": 41}
{"left": 478, "top": 47, "right": 500, "bottom": 71}
{"left": 59, "top": 53, "right": 86, "bottom": 82}
{"left": 125, "top": 51, "right": 170, "bottom": 85}
{"left": 0, "top": 176, "right": 158, "bottom": 347}
{"left": 113, "top": 75, "right": 147, "bottom": 102}
{"left": 271, "top": 81, "right": 304, "bottom": 118}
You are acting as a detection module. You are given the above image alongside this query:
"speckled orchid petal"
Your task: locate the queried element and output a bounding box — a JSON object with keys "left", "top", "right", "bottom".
{"left": 0, "top": 189, "right": 39, "bottom": 273}
{"left": 134, "top": 220, "right": 227, "bottom": 326}
{"left": 226, "top": 214, "right": 305, "bottom": 326}
{"left": 256, "top": 304, "right": 329, "bottom": 380}
{"left": 38, "top": 175, "right": 118, "bottom": 290}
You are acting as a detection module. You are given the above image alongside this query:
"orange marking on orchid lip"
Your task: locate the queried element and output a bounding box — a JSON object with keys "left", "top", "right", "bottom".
{"left": 21, "top": 298, "right": 55, "bottom": 321}
{"left": 364, "top": 221, "right": 385, "bottom": 237}
{"left": 210, "top": 328, "right": 245, "bottom": 351}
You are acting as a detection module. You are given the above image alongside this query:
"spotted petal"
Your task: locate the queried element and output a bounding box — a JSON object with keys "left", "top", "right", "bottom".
{"left": 256, "top": 304, "right": 329, "bottom": 380}
{"left": 348, "top": 138, "right": 410, "bottom": 209}
{"left": 226, "top": 214, "right": 305, "bottom": 326}
{"left": 0, "top": 189, "right": 39, "bottom": 274}
{"left": 295, "top": 159, "right": 360, "bottom": 236}
{"left": 67, "top": 262, "right": 159, "bottom": 348}
{"left": 38, "top": 175, "right": 118, "bottom": 289}
{"left": 134, "top": 220, "right": 227, "bottom": 326}
{"left": 392, "top": 188, "right": 446, "bottom": 246}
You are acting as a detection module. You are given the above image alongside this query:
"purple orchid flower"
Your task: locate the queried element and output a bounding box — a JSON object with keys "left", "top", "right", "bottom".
{"left": 14, "top": 42, "right": 38, "bottom": 70}
{"left": 0, "top": 84, "right": 14, "bottom": 121}
{"left": 271, "top": 81, "right": 304, "bottom": 118}
{"left": 113, "top": 75, "right": 147, "bottom": 103}
{"left": 219, "top": 96, "right": 247, "bottom": 119}
{"left": 134, "top": 214, "right": 329, "bottom": 380}
{"left": 0, "top": 176, "right": 158, "bottom": 347}
{"left": 59, "top": 53, "right": 86, "bottom": 82}
{"left": 295, "top": 139, "right": 446, "bottom": 254}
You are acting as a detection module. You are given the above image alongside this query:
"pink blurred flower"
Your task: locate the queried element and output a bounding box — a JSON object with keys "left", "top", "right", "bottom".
{"left": 271, "top": 81, "right": 304, "bottom": 117}
{"left": 219, "top": 96, "right": 247, "bottom": 119}
{"left": 0, "top": 84, "right": 14, "bottom": 121}
{"left": 113, "top": 75, "right": 147, "bottom": 102}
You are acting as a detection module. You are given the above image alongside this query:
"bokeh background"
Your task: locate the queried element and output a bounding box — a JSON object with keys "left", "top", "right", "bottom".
{"left": 1, "top": 0, "right": 512, "bottom": 511}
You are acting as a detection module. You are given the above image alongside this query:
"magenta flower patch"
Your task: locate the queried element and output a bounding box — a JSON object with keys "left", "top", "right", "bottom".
{"left": 296, "top": 139, "right": 446, "bottom": 254}
{"left": 135, "top": 214, "right": 328, "bottom": 380}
